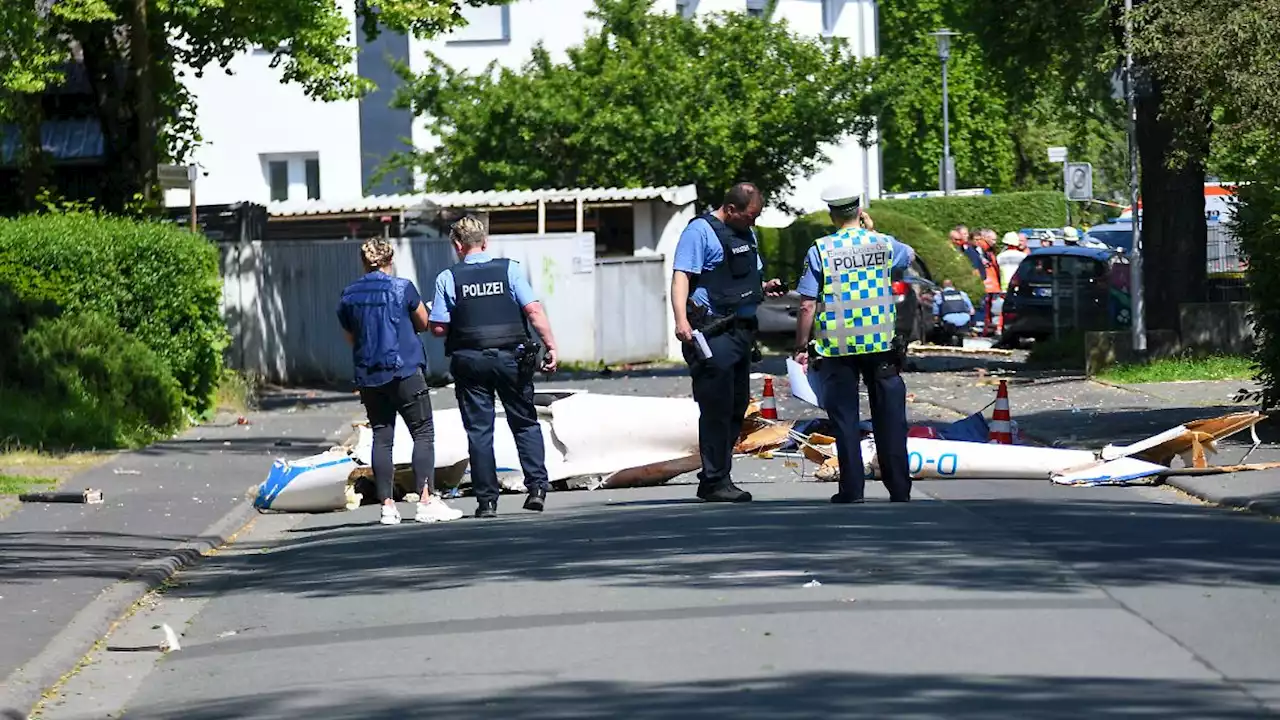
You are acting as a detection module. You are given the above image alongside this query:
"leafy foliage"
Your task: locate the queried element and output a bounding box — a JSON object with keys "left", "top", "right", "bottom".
{"left": 870, "top": 0, "right": 1129, "bottom": 201}
{"left": 391, "top": 0, "right": 875, "bottom": 209}
{"left": 1, "top": 312, "right": 185, "bottom": 450}
{"left": 755, "top": 207, "right": 984, "bottom": 300}
{"left": 0, "top": 213, "right": 226, "bottom": 415}
{"left": 871, "top": 192, "right": 1068, "bottom": 237}
{"left": 1, "top": 0, "right": 506, "bottom": 212}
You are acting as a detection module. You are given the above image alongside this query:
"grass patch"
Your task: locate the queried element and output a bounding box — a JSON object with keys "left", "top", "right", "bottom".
{"left": 1097, "top": 355, "right": 1257, "bottom": 384}
{"left": 215, "top": 369, "right": 261, "bottom": 415}
{"left": 0, "top": 447, "right": 107, "bottom": 470}
{"left": 0, "top": 473, "right": 57, "bottom": 495}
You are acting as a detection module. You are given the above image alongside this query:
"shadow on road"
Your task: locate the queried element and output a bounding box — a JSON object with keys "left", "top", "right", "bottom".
{"left": 121, "top": 672, "right": 1270, "bottom": 719}
{"left": 125, "top": 493, "right": 1280, "bottom": 603}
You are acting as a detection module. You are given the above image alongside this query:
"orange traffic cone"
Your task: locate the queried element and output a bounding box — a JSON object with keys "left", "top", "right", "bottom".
{"left": 989, "top": 380, "right": 1012, "bottom": 444}
{"left": 761, "top": 377, "right": 778, "bottom": 420}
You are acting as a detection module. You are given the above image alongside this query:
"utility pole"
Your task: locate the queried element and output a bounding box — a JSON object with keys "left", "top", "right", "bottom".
{"left": 1124, "top": 0, "right": 1146, "bottom": 352}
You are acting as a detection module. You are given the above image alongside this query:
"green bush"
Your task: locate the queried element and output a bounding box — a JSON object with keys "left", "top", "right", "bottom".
{"left": 0, "top": 213, "right": 227, "bottom": 415}
{"left": 871, "top": 191, "right": 1068, "bottom": 236}
{"left": 1234, "top": 171, "right": 1280, "bottom": 408}
{"left": 757, "top": 208, "right": 985, "bottom": 299}
{"left": 1, "top": 313, "right": 185, "bottom": 449}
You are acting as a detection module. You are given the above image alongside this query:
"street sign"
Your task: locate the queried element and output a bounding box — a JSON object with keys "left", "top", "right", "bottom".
{"left": 158, "top": 164, "right": 197, "bottom": 190}
{"left": 1065, "top": 162, "right": 1094, "bottom": 201}
{"left": 1048, "top": 146, "right": 1068, "bottom": 163}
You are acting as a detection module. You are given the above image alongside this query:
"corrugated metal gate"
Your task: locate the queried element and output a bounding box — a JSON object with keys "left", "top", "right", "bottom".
{"left": 594, "top": 256, "right": 668, "bottom": 364}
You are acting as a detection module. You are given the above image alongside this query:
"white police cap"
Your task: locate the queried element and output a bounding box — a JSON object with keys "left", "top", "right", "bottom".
{"left": 820, "top": 183, "right": 862, "bottom": 212}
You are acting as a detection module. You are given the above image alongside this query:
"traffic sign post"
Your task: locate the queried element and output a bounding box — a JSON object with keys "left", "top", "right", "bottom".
{"left": 1065, "top": 162, "right": 1093, "bottom": 201}
{"left": 159, "top": 164, "right": 199, "bottom": 233}
{"left": 1048, "top": 147, "right": 1069, "bottom": 226}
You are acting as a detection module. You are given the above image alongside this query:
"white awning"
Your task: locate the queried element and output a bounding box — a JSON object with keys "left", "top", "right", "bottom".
{"left": 268, "top": 185, "right": 699, "bottom": 218}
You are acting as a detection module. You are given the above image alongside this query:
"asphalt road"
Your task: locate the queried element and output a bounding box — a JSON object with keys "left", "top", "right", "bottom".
{"left": 36, "top": 397, "right": 1280, "bottom": 718}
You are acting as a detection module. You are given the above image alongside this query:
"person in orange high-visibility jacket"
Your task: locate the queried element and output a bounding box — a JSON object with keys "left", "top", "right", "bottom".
{"left": 974, "top": 230, "right": 1002, "bottom": 335}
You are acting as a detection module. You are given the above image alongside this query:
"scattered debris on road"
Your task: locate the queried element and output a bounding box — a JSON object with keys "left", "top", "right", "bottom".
{"left": 18, "top": 488, "right": 104, "bottom": 504}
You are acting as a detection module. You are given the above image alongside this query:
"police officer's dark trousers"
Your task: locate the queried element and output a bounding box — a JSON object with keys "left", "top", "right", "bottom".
{"left": 451, "top": 348, "right": 550, "bottom": 505}
{"left": 683, "top": 321, "right": 755, "bottom": 491}
{"left": 816, "top": 352, "right": 912, "bottom": 501}
{"left": 360, "top": 369, "right": 435, "bottom": 502}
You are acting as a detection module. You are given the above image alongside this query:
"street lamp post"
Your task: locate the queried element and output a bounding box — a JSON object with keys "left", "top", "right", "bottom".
{"left": 930, "top": 28, "right": 959, "bottom": 196}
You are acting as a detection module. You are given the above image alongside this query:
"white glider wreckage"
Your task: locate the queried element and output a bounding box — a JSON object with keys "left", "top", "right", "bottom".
{"left": 251, "top": 377, "right": 1272, "bottom": 513}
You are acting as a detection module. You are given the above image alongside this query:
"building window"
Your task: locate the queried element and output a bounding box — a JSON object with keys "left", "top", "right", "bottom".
{"left": 305, "top": 158, "right": 321, "bottom": 200}
{"left": 745, "top": 0, "right": 767, "bottom": 19}
{"left": 675, "top": 0, "right": 697, "bottom": 18}
{"left": 446, "top": 5, "right": 511, "bottom": 44}
{"left": 268, "top": 161, "right": 289, "bottom": 202}
{"left": 821, "top": 0, "right": 841, "bottom": 36}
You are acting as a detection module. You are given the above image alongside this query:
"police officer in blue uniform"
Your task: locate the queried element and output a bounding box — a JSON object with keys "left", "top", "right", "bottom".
{"left": 337, "top": 238, "right": 464, "bottom": 526}
{"left": 672, "top": 182, "right": 785, "bottom": 503}
{"left": 792, "top": 185, "right": 914, "bottom": 503}
{"left": 429, "top": 216, "right": 560, "bottom": 518}
{"left": 933, "top": 279, "right": 975, "bottom": 346}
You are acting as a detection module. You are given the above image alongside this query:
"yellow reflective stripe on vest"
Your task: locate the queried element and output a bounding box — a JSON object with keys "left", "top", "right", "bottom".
{"left": 814, "top": 228, "right": 896, "bottom": 357}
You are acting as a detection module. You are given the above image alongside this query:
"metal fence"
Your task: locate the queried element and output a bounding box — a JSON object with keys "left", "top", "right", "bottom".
{"left": 219, "top": 233, "right": 669, "bottom": 385}
{"left": 1206, "top": 222, "right": 1249, "bottom": 302}
{"left": 594, "top": 256, "right": 668, "bottom": 364}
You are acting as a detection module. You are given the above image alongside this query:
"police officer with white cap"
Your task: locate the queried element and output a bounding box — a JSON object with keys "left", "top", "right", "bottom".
{"left": 792, "top": 184, "right": 915, "bottom": 503}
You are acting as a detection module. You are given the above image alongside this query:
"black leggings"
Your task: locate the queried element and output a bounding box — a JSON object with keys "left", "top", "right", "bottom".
{"left": 359, "top": 370, "right": 435, "bottom": 502}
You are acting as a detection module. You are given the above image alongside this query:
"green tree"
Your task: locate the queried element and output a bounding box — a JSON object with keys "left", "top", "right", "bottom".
{"left": 958, "top": 0, "right": 1212, "bottom": 332}
{"left": 390, "top": 0, "right": 876, "bottom": 209}
{"left": 0, "top": 0, "right": 506, "bottom": 214}
{"left": 871, "top": 0, "right": 1129, "bottom": 208}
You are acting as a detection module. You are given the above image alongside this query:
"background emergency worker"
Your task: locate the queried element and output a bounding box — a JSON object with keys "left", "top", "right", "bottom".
{"left": 337, "top": 239, "right": 464, "bottom": 526}
{"left": 933, "top": 279, "right": 976, "bottom": 346}
{"left": 996, "top": 231, "right": 1029, "bottom": 289}
{"left": 793, "top": 186, "right": 914, "bottom": 504}
{"left": 429, "top": 217, "right": 560, "bottom": 519}
{"left": 671, "top": 182, "right": 785, "bottom": 503}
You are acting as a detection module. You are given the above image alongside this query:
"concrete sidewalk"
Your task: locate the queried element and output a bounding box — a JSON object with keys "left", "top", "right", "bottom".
{"left": 906, "top": 370, "right": 1280, "bottom": 515}
{"left": 0, "top": 389, "right": 363, "bottom": 714}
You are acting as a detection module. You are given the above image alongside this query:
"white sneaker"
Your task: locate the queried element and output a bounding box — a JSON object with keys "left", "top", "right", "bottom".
{"left": 380, "top": 504, "right": 402, "bottom": 525}
{"left": 416, "top": 495, "right": 464, "bottom": 523}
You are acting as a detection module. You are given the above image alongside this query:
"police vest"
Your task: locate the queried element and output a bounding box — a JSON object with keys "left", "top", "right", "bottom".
{"left": 340, "top": 272, "right": 412, "bottom": 383}
{"left": 938, "top": 288, "right": 969, "bottom": 317}
{"left": 690, "top": 214, "right": 763, "bottom": 313}
{"left": 446, "top": 259, "right": 529, "bottom": 354}
{"left": 813, "top": 227, "right": 896, "bottom": 357}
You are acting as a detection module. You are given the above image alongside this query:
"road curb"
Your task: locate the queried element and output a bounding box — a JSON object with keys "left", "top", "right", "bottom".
{"left": 0, "top": 500, "right": 259, "bottom": 717}
{"left": 1162, "top": 477, "right": 1280, "bottom": 518}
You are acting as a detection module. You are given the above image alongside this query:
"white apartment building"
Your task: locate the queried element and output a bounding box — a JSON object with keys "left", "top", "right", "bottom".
{"left": 168, "top": 0, "right": 881, "bottom": 221}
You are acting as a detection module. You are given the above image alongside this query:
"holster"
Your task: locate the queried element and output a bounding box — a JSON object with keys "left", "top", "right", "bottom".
{"left": 515, "top": 341, "right": 544, "bottom": 379}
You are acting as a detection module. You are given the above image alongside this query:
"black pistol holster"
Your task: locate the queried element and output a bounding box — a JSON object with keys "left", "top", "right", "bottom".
{"left": 515, "top": 340, "right": 545, "bottom": 380}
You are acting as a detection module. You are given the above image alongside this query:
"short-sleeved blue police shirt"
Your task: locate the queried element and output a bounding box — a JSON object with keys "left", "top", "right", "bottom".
{"left": 672, "top": 217, "right": 766, "bottom": 318}
{"left": 796, "top": 232, "right": 915, "bottom": 300}
{"left": 430, "top": 253, "right": 538, "bottom": 324}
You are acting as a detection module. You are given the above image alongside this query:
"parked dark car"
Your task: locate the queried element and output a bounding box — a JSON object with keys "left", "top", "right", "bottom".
{"left": 756, "top": 256, "right": 938, "bottom": 345}
{"left": 1000, "top": 245, "right": 1131, "bottom": 346}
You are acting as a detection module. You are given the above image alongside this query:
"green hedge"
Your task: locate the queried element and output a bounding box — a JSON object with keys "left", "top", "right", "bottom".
{"left": 757, "top": 208, "right": 985, "bottom": 299}
{"left": 1, "top": 312, "right": 186, "bottom": 449}
{"left": 1235, "top": 173, "right": 1280, "bottom": 408}
{"left": 0, "top": 213, "right": 227, "bottom": 415}
{"left": 871, "top": 191, "right": 1068, "bottom": 236}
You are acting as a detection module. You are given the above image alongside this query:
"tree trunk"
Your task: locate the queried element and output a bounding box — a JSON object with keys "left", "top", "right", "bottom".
{"left": 1134, "top": 76, "right": 1208, "bottom": 332}
{"left": 79, "top": 24, "right": 141, "bottom": 214}
{"left": 130, "top": 0, "right": 157, "bottom": 207}
{"left": 16, "top": 93, "right": 51, "bottom": 211}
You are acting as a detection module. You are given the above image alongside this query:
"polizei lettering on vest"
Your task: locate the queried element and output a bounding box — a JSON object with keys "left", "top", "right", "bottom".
{"left": 730, "top": 244, "right": 752, "bottom": 255}
{"left": 461, "top": 281, "right": 507, "bottom": 298}
{"left": 830, "top": 243, "right": 889, "bottom": 272}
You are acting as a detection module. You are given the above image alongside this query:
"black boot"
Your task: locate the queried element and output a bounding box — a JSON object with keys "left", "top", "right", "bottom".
{"left": 697, "top": 483, "right": 753, "bottom": 503}
{"left": 475, "top": 499, "right": 497, "bottom": 518}
{"left": 523, "top": 487, "right": 546, "bottom": 512}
